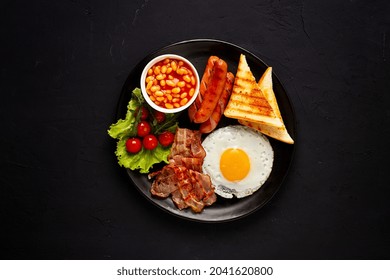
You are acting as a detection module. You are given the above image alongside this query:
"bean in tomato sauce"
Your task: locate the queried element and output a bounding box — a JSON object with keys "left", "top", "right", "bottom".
{"left": 145, "top": 58, "right": 197, "bottom": 110}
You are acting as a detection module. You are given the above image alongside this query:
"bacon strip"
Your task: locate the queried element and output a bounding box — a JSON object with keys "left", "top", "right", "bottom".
{"left": 149, "top": 128, "right": 216, "bottom": 213}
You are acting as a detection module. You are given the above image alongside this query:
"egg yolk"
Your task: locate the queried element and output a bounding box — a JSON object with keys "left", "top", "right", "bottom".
{"left": 220, "top": 148, "right": 250, "bottom": 182}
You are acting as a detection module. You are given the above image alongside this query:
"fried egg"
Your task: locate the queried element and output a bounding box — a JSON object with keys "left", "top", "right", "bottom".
{"left": 202, "top": 125, "right": 274, "bottom": 199}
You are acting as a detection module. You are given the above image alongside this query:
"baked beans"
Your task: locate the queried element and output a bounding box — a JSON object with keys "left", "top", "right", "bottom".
{"left": 144, "top": 58, "right": 197, "bottom": 110}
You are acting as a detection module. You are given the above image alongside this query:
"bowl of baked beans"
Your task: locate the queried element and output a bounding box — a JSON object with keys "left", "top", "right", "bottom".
{"left": 140, "top": 54, "right": 200, "bottom": 113}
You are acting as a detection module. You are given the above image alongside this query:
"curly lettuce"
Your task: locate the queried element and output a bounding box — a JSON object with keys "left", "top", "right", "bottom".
{"left": 108, "top": 88, "right": 178, "bottom": 173}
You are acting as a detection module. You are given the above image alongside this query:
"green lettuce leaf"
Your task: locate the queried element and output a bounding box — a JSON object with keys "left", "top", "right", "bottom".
{"left": 107, "top": 88, "right": 143, "bottom": 139}
{"left": 115, "top": 137, "right": 171, "bottom": 173}
{"left": 108, "top": 88, "right": 178, "bottom": 174}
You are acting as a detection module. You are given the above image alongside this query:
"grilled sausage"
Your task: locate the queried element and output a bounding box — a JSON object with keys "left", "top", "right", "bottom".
{"left": 188, "top": 56, "right": 219, "bottom": 122}
{"left": 193, "top": 58, "right": 228, "bottom": 123}
{"left": 199, "top": 71, "right": 234, "bottom": 133}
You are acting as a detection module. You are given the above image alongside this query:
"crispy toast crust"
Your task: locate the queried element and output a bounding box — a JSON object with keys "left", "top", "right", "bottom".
{"left": 224, "top": 54, "right": 284, "bottom": 128}
{"left": 241, "top": 67, "right": 294, "bottom": 144}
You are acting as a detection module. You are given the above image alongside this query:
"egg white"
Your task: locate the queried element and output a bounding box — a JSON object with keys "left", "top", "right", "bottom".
{"left": 202, "top": 125, "right": 274, "bottom": 199}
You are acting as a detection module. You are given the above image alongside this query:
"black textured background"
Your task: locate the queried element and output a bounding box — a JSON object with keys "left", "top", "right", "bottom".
{"left": 1, "top": 0, "right": 389, "bottom": 259}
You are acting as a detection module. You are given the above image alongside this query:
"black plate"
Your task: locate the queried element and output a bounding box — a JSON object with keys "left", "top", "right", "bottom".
{"left": 116, "top": 39, "right": 296, "bottom": 223}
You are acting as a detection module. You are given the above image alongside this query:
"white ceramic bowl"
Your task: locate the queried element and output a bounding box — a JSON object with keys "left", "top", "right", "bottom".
{"left": 140, "top": 54, "right": 200, "bottom": 114}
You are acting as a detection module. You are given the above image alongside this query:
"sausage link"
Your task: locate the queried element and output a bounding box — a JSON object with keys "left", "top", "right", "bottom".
{"left": 188, "top": 56, "right": 219, "bottom": 122}
{"left": 193, "top": 58, "right": 228, "bottom": 123}
{"left": 200, "top": 72, "right": 234, "bottom": 133}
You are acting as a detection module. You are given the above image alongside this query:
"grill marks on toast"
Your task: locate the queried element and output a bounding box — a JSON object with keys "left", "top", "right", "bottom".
{"left": 228, "top": 85, "right": 274, "bottom": 116}
{"left": 247, "top": 67, "right": 294, "bottom": 144}
{"left": 224, "top": 54, "right": 284, "bottom": 128}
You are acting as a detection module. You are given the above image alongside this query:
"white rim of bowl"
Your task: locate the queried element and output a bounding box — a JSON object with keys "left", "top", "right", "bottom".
{"left": 140, "top": 54, "right": 200, "bottom": 114}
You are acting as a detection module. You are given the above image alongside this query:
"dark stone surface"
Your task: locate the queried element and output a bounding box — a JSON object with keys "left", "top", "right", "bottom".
{"left": 1, "top": 0, "right": 389, "bottom": 259}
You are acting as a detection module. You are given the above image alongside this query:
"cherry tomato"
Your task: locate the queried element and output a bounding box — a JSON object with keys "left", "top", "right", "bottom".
{"left": 143, "top": 134, "right": 158, "bottom": 150}
{"left": 158, "top": 131, "right": 175, "bottom": 147}
{"left": 141, "top": 106, "right": 149, "bottom": 121}
{"left": 125, "top": 137, "right": 142, "bottom": 154}
{"left": 137, "top": 121, "right": 151, "bottom": 137}
{"left": 154, "top": 111, "right": 166, "bottom": 123}
{"left": 138, "top": 106, "right": 149, "bottom": 120}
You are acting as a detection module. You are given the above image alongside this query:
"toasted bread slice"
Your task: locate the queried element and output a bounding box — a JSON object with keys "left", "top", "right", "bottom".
{"left": 224, "top": 54, "right": 283, "bottom": 128}
{"left": 240, "top": 67, "right": 294, "bottom": 144}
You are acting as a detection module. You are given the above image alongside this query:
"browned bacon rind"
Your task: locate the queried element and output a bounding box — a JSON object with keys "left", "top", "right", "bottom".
{"left": 168, "top": 128, "right": 205, "bottom": 172}
{"left": 149, "top": 128, "right": 216, "bottom": 213}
